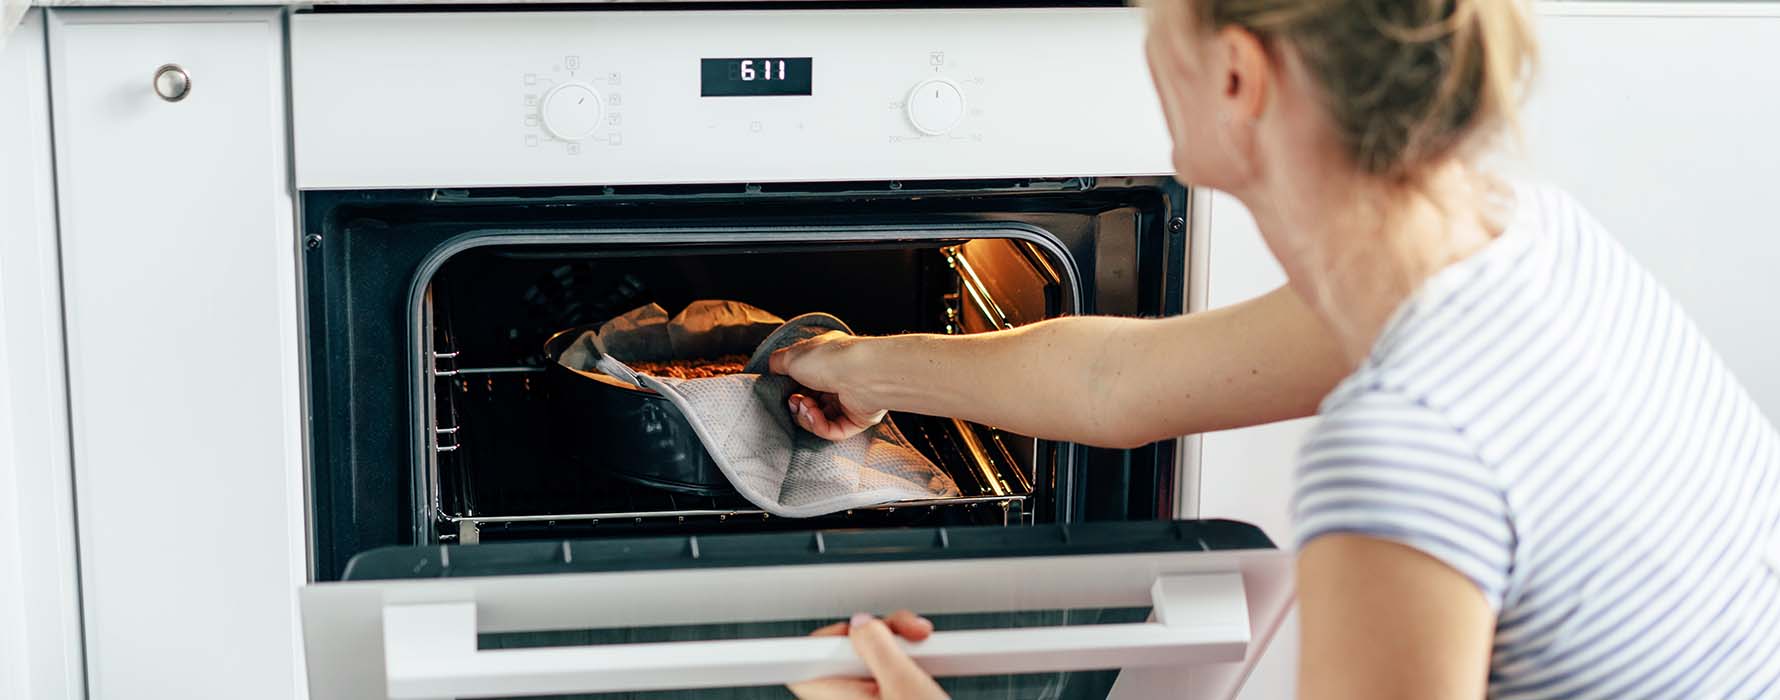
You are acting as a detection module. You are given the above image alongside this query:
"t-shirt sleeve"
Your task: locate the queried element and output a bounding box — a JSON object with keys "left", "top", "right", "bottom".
{"left": 1294, "top": 388, "right": 1515, "bottom": 611}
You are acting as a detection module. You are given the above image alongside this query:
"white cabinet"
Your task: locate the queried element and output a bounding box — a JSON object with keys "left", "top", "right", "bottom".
{"left": 0, "top": 9, "right": 86, "bottom": 700}
{"left": 46, "top": 8, "right": 307, "bottom": 699}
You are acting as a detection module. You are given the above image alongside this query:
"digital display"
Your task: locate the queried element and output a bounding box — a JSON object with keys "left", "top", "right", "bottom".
{"left": 701, "top": 57, "right": 813, "bottom": 97}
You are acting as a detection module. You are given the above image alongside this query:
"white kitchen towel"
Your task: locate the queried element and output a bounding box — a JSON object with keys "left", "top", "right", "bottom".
{"left": 595, "top": 313, "right": 959, "bottom": 518}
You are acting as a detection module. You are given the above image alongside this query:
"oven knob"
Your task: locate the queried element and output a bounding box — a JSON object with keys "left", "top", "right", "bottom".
{"left": 540, "top": 82, "right": 603, "bottom": 142}
{"left": 906, "top": 79, "right": 965, "bottom": 135}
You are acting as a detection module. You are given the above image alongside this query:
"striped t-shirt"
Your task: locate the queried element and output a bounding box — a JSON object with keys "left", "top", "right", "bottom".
{"left": 1294, "top": 184, "right": 1780, "bottom": 699}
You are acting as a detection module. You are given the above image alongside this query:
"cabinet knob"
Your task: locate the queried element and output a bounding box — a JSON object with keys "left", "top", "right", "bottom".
{"left": 153, "top": 64, "right": 191, "bottom": 102}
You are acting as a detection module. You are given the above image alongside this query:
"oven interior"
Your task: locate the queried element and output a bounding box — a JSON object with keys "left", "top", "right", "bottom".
{"left": 303, "top": 179, "right": 1189, "bottom": 581}
{"left": 425, "top": 237, "right": 1066, "bottom": 545}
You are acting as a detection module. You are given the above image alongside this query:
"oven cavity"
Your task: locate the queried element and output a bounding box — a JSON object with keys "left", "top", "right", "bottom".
{"left": 420, "top": 237, "right": 1070, "bottom": 545}
{"left": 303, "top": 180, "right": 1185, "bottom": 581}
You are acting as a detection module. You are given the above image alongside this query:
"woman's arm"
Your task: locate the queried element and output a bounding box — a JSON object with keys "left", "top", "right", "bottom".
{"left": 771, "top": 284, "right": 1348, "bottom": 447}
{"left": 1297, "top": 535, "right": 1495, "bottom": 700}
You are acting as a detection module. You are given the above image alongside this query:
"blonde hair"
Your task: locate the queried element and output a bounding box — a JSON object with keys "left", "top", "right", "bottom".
{"left": 1166, "top": 0, "right": 1538, "bottom": 182}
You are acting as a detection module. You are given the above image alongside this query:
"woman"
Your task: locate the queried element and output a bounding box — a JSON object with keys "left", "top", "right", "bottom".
{"left": 781, "top": 0, "right": 1780, "bottom": 699}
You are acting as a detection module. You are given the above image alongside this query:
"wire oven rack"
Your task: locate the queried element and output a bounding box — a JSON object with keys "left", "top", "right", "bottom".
{"left": 442, "top": 495, "right": 1027, "bottom": 545}
{"left": 426, "top": 361, "right": 1036, "bottom": 545}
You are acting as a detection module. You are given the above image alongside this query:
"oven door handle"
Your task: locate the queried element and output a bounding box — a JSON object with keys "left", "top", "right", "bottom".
{"left": 382, "top": 572, "right": 1250, "bottom": 699}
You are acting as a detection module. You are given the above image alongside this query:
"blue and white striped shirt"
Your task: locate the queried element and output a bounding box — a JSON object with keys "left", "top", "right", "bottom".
{"left": 1294, "top": 184, "right": 1780, "bottom": 699}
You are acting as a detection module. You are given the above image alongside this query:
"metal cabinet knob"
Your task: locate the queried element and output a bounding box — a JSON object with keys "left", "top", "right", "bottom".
{"left": 153, "top": 64, "right": 191, "bottom": 102}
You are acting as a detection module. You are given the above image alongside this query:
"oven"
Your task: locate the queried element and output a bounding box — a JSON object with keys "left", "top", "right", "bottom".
{"left": 290, "top": 6, "right": 1291, "bottom": 698}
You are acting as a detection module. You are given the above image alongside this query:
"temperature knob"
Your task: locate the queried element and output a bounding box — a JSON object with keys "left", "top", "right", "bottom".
{"left": 540, "top": 82, "right": 602, "bottom": 142}
{"left": 906, "top": 79, "right": 965, "bottom": 135}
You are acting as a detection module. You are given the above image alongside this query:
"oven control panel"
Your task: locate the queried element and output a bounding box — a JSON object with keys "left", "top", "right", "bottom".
{"left": 292, "top": 8, "right": 1171, "bottom": 189}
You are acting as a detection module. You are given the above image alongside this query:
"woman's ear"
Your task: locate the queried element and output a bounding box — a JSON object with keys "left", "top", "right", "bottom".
{"left": 1218, "top": 25, "right": 1272, "bottom": 125}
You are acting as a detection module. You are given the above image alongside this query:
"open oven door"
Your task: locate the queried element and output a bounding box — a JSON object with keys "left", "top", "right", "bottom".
{"left": 300, "top": 520, "right": 1292, "bottom": 700}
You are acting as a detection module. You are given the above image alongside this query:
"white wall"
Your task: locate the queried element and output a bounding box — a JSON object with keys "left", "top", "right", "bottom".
{"left": 1523, "top": 4, "right": 1780, "bottom": 417}
{"left": 1199, "top": 4, "right": 1780, "bottom": 699}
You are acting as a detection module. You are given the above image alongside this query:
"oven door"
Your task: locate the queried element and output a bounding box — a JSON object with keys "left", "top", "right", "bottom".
{"left": 300, "top": 520, "right": 1291, "bottom": 700}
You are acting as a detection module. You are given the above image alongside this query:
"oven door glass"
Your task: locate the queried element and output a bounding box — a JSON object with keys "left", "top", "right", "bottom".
{"left": 300, "top": 520, "right": 1291, "bottom": 700}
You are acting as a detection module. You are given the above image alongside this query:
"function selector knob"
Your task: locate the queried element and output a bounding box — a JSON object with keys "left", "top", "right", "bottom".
{"left": 540, "top": 82, "right": 603, "bottom": 142}
{"left": 906, "top": 79, "right": 965, "bottom": 135}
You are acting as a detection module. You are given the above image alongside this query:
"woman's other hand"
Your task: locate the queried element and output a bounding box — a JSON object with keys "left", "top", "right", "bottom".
{"left": 770, "top": 332, "right": 887, "bottom": 440}
{"left": 789, "top": 611, "right": 949, "bottom": 700}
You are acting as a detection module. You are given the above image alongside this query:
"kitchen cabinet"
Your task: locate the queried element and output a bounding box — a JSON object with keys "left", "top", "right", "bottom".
{"left": 0, "top": 9, "right": 85, "bottom": 700}
{"left": 46, "top": 8, "right": 306, "bottom": 699}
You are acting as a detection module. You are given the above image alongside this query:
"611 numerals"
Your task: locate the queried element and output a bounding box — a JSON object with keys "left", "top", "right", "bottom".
{"left": 736, "top": 59, "right": 787, "bottom": 82}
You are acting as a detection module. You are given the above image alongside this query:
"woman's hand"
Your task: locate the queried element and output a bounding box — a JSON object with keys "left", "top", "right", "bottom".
{"left": 789, "top": 611, "right": 950, "bottom": 700}
{"left": 770, "top": 332, "right": 888, "bottom": 440}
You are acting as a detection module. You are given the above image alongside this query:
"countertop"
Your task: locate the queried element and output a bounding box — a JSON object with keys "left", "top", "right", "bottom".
{"left": 6, "top": 0, "right": 812, "bottom": 45}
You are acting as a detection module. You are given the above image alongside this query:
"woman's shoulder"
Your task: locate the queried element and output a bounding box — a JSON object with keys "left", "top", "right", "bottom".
{"left": 1508, "top": 180, "right": 1620, "bottom": 251}
{"left": 1353, "top": 181, "right": 1635, "bottom": 397}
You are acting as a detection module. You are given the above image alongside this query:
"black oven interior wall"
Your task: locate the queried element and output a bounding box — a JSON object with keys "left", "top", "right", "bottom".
{"left": 302, "top": 179, "right": 1190, "bottom": 581}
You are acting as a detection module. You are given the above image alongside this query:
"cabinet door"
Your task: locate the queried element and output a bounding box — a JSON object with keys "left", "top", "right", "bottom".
{"left": 47, "top": 9, "right": 306, "bottom": 699}
{"left": 1, "top": 9, "right": 86, "bottom": 700}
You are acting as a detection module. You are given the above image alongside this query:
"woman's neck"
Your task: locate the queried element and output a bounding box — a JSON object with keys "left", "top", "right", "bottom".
{"left": 1240, "top": 162, "right": 1502, "bottom": 366}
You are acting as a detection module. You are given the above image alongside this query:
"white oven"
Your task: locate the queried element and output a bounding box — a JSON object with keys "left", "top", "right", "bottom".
{"left": 287, "top": 6, "right": 1292, "bottom": 699}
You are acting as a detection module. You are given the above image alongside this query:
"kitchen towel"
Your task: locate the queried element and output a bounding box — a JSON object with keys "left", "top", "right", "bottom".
{"left": 590, "top": 312, "right": 960, "bottom": 518}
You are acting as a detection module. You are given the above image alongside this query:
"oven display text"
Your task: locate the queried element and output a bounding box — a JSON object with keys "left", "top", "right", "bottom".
{"left": 700, "top": 58, "right": 814, "bottom": 97}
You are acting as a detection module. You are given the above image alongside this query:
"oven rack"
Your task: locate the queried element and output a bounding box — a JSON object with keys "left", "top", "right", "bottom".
{"left": 427, "top": 362, "right": 1038, "bottom": 544}
{"left": 441, "top": 494, "right": 1026, "bottom": 544}
{"left": 944, "top": 245, "right": 1014, "bottom": 332}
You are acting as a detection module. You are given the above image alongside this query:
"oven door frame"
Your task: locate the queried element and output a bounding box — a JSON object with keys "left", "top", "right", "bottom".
{"left": 299, "top": 522, "right": 1292, "bottom": 700}
{"left": 301, "top": 178, "right": 1195, "bottom": 580}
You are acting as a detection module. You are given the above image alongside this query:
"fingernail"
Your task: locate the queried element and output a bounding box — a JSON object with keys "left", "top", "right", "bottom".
{"left": 850, "top": 612, "right": 874, "bottom": 628}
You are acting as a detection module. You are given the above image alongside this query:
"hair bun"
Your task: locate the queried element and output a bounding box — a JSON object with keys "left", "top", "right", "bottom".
{"left": 1181, "top": 0, "right": 1538, "bottom": 180}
